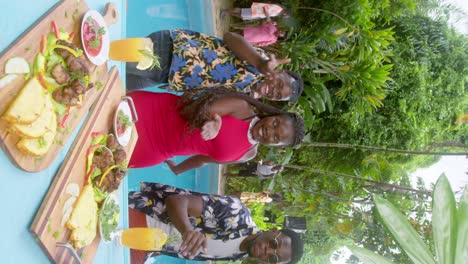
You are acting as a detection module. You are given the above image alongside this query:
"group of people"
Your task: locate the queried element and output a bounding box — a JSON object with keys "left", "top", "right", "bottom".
{"left": 124, "top": 2, "right": 305, "bottom": 263}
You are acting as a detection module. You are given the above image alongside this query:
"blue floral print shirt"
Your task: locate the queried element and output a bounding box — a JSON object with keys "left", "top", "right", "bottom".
{"left": 168, "top": 29, "right": 267, "bottom": 92}
{"left": 129, "top": 182, "right": 260, "bottom": 261}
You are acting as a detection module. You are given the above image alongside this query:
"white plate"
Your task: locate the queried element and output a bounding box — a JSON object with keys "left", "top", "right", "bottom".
{"left": 81, "top": 10, "right": 110, "bottom": 65}
{"left": 113, "top": 101, "right": 133, "bottom": 146}
{"left": 99, "top": 192, "right": 120, "bottom": 243}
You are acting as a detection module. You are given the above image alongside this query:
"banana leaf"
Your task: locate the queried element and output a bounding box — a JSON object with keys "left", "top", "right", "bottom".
{"left": 432, "top": 175, "right": 457, "bottom": 264}
{"left": 347, "top": 245, "right": 393, "bottom": 264}
{"left": 373, "top": 194, "right": 436, "bottom": 264}
{"left": 454, "top": 187, "right": 467, "bottom": 264}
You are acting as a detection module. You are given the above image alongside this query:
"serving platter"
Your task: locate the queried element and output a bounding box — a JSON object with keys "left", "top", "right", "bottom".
{"left": 0, "top": 1, "right": 117, "bottom": 172}
{"left": 30, "top": 67, "right": 138, "bottom": 264}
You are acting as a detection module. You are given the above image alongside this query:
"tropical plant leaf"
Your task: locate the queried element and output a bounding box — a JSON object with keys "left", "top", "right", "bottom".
{"left": 454, "top": 186, "right": 467, "bottom": 264}
{"left": 279, "top": 148, "right": 294, "bottom": 166}
{"left": 373, "top": 194, "right": 436, "bottom": 264}
{"left": 320, "top": 84, "right": 333, "bottom": 112}
{"left": 347, "top": 245, "right": 393, "bottom": 264}
{"left": 297, "top": 97, "right": 315, "bottom": 129}
{"left": 310, "top": 95, "right": 326, "bottom": 113}
{"left": 432, "top": 175, "right": 457, "bottom": 264}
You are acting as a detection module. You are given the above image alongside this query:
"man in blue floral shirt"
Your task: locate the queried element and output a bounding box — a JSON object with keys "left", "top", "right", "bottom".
{"left": 126, "top": 29, "right": 304, "bottom": 103}
{"left": 128, "top": 182, "right": 304, "bottom": 263}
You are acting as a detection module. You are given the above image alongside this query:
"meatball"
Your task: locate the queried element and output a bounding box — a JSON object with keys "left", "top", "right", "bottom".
{"left": 106, "top": 134, "right": 120, "bottom": 150}
{"left": 96, "top": 167, "right": 126, "bottom": 193}
{"left": 67, "top": 57, "right": 90, "bottom": 75}
{"left": 92, "top": 147, "right": 114, "bottom": 171}
{"left": 113, "top": 148, "right": 127, "bottom": 165}
{"left": 52, "top": 88, "right": 79, "bottom": 106}
{"left": 55, "top": 40, "right": 79, "bottom": 60}
{"left": 70, "top": 79, "right": 86, "bottom": 95}
{"left": 51, "top": 64, "right": 70, "bottom": 84}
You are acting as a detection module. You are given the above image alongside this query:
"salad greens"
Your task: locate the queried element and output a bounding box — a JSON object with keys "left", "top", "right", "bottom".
{"left": 99, "top": 196, "right": 120, "bottom": 242}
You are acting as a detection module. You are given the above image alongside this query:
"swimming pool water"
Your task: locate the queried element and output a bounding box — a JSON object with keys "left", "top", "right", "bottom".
{"left": 127, "top": 0, "right": 214, "bottom": 37}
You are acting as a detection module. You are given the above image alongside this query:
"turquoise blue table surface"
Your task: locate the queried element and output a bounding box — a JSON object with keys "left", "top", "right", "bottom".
{"left": 0, "top": 1, "right": 127, "bottom": 263}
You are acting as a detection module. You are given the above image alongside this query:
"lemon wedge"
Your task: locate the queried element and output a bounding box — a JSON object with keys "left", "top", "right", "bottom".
{"left": 152, "top": 228, "right": 168, "bottom": 249}
{"left": 136, "top": 46, "right": 161, "bottom": 71}
{"left": 0, "top": 74, "right": 18, "bottom": 89}
{"left": 5, "top": 57, "right": 30, "bottom": 74}
{"left": 136, "top": 54, "right": 154, "bottom": 70}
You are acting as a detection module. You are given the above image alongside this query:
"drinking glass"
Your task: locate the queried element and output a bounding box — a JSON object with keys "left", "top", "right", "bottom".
{"left": 108, "top": 38, "right": 153, "bottom": 62}
{"left": 115, "top": 227, "right": 168, "bottom": 251}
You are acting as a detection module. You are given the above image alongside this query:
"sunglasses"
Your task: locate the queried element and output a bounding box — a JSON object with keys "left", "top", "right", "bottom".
{"left": 268, "top": 232, "right": 281, "bottom": 263}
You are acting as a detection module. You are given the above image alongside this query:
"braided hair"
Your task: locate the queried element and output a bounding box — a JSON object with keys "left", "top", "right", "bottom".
{"left": 178, "top": 87, "right": 305, "bottom": 147}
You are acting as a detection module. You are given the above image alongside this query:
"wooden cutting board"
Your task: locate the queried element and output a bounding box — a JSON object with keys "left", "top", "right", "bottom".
{"left": 0, "top": 0, "right": 118, "bottom": 172}
{"left": 30, "top": 67, "right": 138, "bottom": 264}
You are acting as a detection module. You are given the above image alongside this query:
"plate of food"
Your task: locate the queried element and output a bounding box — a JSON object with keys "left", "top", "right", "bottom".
{"left": 113, "top": 97, "right": 137, "bottom": 146}
{"left": 99, "top": 191, "right": 120, "bottom": 243}
{"left": 81, "top": 10, "right": 110, "bottom": 65}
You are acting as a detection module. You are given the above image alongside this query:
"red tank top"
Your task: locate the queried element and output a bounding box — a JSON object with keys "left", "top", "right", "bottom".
{"left": 128, "top": 91, "right": 254, "bottom": 168}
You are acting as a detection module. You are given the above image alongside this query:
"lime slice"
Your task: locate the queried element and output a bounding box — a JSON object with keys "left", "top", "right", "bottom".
{"left": 5, "top": 57, "right": 30, "bottom": 74}
{"left": 0, "top": 74, "right": 18, "bottom": 89}
{"left": 136, "top": 55, "right": 154, "bottom": 70}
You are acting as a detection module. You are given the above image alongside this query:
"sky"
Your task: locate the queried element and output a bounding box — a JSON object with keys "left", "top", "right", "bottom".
{"left": 410, "top": 0, "right": 468, "bottom": 193}
{"left": 444, "top": 0, "right": 468, "bottom": 34}
{"left": 410, "top": 156, "right": 467, "bottom": 196}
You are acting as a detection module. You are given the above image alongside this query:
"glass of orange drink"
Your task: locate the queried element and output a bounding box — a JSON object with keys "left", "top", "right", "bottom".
{"left": 119, "top": 227, "right": 168, "bottom": 251}
{"left": 108, "top": 38, "right": 153, "bottom": 62}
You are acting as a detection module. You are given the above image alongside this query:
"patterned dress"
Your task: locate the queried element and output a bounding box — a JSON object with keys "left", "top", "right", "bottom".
{"left": 168, "top": 29, "right": 267, "bottom": 91}
{"left": 129, "top": 183, "right": 260, "bottom": 261}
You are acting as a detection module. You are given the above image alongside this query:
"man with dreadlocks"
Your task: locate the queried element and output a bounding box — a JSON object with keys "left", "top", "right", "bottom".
{"left": 127, "top": 88, "right": 305, "bottom": 173}
{"left": 126, "top": 29, "right": 304, "bottom": 103}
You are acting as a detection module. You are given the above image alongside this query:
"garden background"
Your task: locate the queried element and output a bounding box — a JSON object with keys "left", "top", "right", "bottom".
{"left": 222, "top": 0, "right": 467, "bottom": 263}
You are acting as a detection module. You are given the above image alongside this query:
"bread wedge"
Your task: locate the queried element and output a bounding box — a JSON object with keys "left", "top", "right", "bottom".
{"left": 66, "top": 185, "right": 98, "bottom": 248}
{"left": 13, "top": 95, "right": 55, "bottom": 138}
{"left": 2, "top": 77, "right": 46, "bottom": 124}
{"left": 16, "top": 109, "right": 57, "bottom": 156}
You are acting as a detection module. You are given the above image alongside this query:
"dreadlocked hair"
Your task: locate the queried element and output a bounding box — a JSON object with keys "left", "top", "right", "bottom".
{"left": 284, "top": 112, "right": 305, "bottom": 147}
{"left": 178, "top": 87, "right": 285, "bottom": 128}
{"left": 178, "top": 87, "right": 305, "bottom": 147}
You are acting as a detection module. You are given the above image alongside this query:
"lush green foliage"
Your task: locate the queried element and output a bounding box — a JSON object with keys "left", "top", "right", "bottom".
{"left": 350, "top": 175, "right": 467, "bottom": 264}
{"left": 225, "top": 0, "right": 467, "bottom": 263}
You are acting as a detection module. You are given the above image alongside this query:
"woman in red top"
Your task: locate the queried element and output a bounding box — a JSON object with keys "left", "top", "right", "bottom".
{"left": 127, "top": 88, "right": 305, "bottom": 175}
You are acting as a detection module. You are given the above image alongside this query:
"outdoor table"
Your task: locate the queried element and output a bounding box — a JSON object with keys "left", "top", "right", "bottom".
{"left": 0, "top": 0, "right": 128, "bottom": 263}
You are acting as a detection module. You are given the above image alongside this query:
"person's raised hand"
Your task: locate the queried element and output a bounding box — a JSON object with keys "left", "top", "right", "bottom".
{"left": 180, "top": 230, "right": 207, "bottom": 259}
{"left": 164, "top": 160, "right": 179, "bottom": 176}
{"left": 260, "top": 54, "right": 291, "bottom": 80}
{"left": 201, "top": 114, "right": 222, "bottom": 141}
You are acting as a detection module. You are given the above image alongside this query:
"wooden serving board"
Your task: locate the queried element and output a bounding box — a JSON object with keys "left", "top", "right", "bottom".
{"left": 30, "top": 67, "right": 138, "bottom": 264}
{"left": 0, "top": 0, "right": 117, "bottom": 172}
